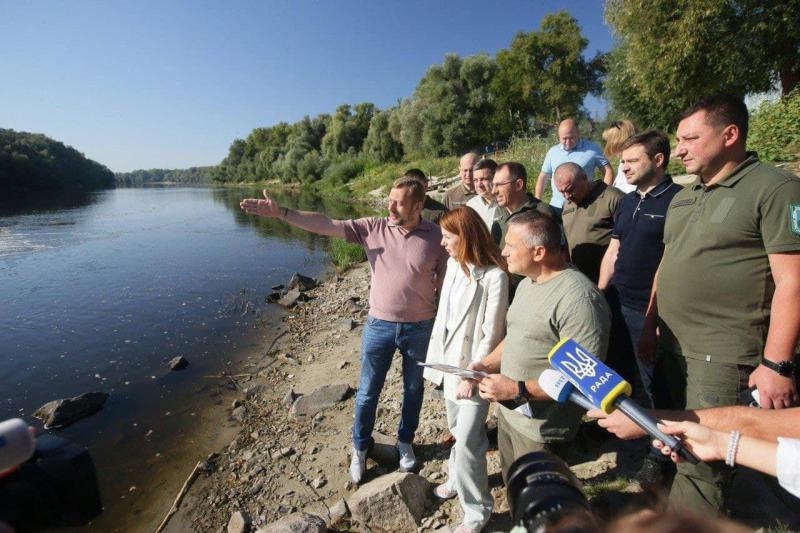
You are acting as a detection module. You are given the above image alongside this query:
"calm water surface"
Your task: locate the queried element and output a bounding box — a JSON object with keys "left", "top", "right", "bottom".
{"left": 0, "top": 186, "right": 364, "bottom": 531}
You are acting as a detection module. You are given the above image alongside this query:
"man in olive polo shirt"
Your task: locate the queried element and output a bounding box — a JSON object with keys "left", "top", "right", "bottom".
{"left": 554, "top": 162, "right": 623, "bottom": 283}
{"left": 489, "top": 161, "right": 557, "bottom": 249}
{"left": 640, "top": 95, "right": 800, "bottom": 513}
{"left": 443, "top": 152, "right": 479, "bottom": 209}
{"left": 469, "top": 210, "right": 611, "bottom": 481}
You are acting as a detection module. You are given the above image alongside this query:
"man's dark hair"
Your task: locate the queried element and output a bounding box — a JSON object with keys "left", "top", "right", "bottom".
{"left": 403, "top": 168, "right": 427, "bottom": 184}
{"left": 620, "top": 129, "right": 672, "bottom": 170}
{"left": 508, "top": 209, "right": 561, "bottom": 253}
{"left": 473, "top": 158, "right": 497, "bottom": 175}
{"left": 497, "top": 161, "right": 527, "bottom": 186}
{"left": 680, "top": 94, "right": 749, "bottom": 143}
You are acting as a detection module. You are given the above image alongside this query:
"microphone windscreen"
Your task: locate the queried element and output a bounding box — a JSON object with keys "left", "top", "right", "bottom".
{"left": 0, "top": 418, "right": 35, "bottom": 472}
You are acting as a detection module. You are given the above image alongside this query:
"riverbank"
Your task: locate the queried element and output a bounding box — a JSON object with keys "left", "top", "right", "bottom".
{"left": 160, "top": 265, "right": 653, "bottom": 532}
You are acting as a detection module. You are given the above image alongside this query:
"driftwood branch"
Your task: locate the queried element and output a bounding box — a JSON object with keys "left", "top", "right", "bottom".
{"left": 155, "top": 458, "right": 204, "bottom": 533}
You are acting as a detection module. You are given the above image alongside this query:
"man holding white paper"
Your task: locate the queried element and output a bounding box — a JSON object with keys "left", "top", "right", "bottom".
{"left": 469, "top": 210, "right": 611, "bottom": 481}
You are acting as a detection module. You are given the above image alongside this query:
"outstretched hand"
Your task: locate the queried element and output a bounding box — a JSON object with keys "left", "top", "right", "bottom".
{"left": 240, "top": 189, "right": 282, "bottom": 218}
{"left": 652, "top": 420, "right": 726, "bottom": 464}
{"left": 587, "top": 408, "right": 647, "bottom": 440}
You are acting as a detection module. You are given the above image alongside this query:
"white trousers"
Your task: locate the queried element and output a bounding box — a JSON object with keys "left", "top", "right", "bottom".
{"left": 444, "top": 399, "right": 493, "bottom": 529}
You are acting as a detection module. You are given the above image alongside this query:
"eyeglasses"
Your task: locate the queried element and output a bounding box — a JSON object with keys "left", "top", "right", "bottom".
{"left": 491, "top": 179, "right": 518, "bottom": 189}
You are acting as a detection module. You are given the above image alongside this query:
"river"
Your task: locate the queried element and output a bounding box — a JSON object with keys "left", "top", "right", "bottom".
{"left": 0, "top": 186, "right": 366, "bottom": 531}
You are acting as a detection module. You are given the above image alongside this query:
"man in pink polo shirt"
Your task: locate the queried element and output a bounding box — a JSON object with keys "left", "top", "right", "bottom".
{"left": 241, "top": 177, "right": 448, "bottom": 483}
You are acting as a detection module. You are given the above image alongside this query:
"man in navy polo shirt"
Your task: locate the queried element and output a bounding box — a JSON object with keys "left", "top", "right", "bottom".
{"left": 599, "top": 129, "right": 681, "bottom": 403}
{"left": 598, "top": 129, "right": 681, "bottom": 484}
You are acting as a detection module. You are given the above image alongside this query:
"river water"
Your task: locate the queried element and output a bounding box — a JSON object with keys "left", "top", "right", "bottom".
{"left": 0, "top": 186, "right": 365, "bottom": 531}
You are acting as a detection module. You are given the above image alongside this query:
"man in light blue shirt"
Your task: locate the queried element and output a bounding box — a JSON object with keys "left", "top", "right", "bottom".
{"left": 535, "top": 118, "right": 613, "bottom": 210}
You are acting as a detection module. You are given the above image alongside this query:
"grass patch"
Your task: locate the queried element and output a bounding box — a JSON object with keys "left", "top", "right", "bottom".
{"left": 582, "top": 476, "right": 632, "bottom": 499}
{"left": 328, "top": 237, "right": 366, "bottom": 272}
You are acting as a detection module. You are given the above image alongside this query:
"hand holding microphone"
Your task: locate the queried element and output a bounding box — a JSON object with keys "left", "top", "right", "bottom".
{"left": 546, "top": 339, "right": 700, "bottom": 464}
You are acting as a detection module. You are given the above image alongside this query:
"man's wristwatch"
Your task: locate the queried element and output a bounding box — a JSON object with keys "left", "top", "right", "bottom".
{"left": 760, "top": 357, "right": 796, "bottom": 377}
{"left": 514, "top": 381, "right": 531, "bottom": 405}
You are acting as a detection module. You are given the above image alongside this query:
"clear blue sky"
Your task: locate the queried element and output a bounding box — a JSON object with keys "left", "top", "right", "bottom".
{"left": 0, "top": 1, "right": 612, "bottom": 172}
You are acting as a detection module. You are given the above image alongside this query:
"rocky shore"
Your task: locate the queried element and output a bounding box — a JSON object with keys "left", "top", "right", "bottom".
{"left": 163, "top": 264, "right": 652, "bottom": 533}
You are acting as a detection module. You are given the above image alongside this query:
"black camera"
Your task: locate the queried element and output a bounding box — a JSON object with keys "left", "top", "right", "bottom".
{"left": 506, "top": 451, "right": 597, "bottom": 533}
{"left": 0, "top": 434, "right": 102, "bottom": 532}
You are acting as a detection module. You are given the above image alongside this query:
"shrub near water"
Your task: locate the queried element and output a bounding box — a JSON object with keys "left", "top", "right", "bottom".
{"left": 748, "top": 90, "right": 800, "bottom": 163}
{"left": 329, "top": 237, "right": 366, "bottom": 272}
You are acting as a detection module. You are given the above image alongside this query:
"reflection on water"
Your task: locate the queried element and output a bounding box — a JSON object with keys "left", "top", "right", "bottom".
{"left": 0, "top": 185, "right": 370, "bottom": 531}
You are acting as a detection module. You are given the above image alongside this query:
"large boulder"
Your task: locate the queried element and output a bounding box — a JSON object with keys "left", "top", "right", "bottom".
{"left": 227, "top": 510, "right": 251, "bottom": 533}
{"left": 346, "top": 472, "right": 430, "bottom": 531}
{"left": 33, "top": 392, "right": 109, "bottom": 429}
{"left": 290, "top": 384, "right": 352, "bottom": 417}
{"left": 256, "top": 512, "right": 326, "bottom": 533}
{"left": 278, "top": 289, "right": 306, "bottom": 308}
{"left": 287, "top": 273, "right": 318, "bottom": 292}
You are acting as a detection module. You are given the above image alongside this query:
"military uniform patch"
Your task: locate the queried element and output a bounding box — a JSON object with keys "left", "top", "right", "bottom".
{"left": 792, "top": 203, "right": 800, "bottom": 236}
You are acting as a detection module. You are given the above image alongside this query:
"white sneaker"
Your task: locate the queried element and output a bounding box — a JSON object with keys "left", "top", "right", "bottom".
{"left": 349, "top": 447, "right": 367, "bottom": 484}
{"left": 397, "top": 441, "right": 417, "bottom": 472}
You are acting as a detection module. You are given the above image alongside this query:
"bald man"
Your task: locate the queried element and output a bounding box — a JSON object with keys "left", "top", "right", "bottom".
{"left": 443, "top": 152, "right": 479, "bottom": 209}
{"left": 554, "top": 162, "right": 622, "bottom": 284}
{"left": 535, "top": 119, "right": 613, "bottom": 211}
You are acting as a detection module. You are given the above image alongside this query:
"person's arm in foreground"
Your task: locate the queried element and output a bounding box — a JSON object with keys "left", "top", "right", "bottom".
{"left": 240, "top": 190, "right": 346, "bottom": 238}
{"left": 654, "top": 420, "right": 777, "bottom": 474}
{"left": 534, "top": 172, "right": 550, "bottom": 200}
{"left": 588, "top": 405, "right": 800, "bottom": 442}
{"left": 637, "top": 260, "right": 661, "bottom": 363}
{"left": 601, "top": 163, "right": 614, "bottom": 186}
{"left": 597, "top": 238, "right": 619, "bottom": 291}
{"left": 747, "top": 252, "right": 800, "bottom": 408}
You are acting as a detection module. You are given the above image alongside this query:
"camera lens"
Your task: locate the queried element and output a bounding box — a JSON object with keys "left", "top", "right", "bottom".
{"left": 506, "top": 451, "right": 595, "bottom": 532}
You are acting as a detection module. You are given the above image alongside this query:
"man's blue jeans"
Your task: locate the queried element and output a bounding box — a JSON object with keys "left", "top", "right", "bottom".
{"left": 352, "top": 315, "right": 434, "bottom": 452}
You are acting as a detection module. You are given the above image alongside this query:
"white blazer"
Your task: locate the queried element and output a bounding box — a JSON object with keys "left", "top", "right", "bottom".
{"left": 424, "top": 259, "right": 508, "bottom": 404}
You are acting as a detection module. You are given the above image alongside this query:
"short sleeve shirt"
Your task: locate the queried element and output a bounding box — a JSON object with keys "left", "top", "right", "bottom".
{"left": 561, "top": 182, "right": 623, "bottom": 283}
{"left": 611, "top": 177, "right": 682, "bottom": 310}
{"left": 499, "top": 268, "right": 611, "bottom": 442}
{"left": 339, "top": 217, "right": 448, "bottom": 322}
{"left": 657, "top": 154, "right": 800, "bottom": 364}
{"left": 541, "top": 139, "right": 610, "bottom": 209}
{"left": 443, "top": 183, "right": 477, "bottom": 210}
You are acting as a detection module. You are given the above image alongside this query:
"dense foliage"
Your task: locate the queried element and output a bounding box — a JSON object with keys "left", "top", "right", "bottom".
{"left": 605, "top": 0, "right": 800, "bottom": 129}
{"left": 748, "top": 89, "right": 800, "bottom": 162}
{"left": 0, "top": 129, "right": 115, "bottom": 195}
{"left": 115, "top": 166, "right": 217, "bottom": 186}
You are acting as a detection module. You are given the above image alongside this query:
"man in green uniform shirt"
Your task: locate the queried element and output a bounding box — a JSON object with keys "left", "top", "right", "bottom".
{"left": 554, "top": 162, "right": 623, "bottom": 283}
{"left": 640, "top": 95, "right": 800, "bottom": 513}
{"left": 469, "top": 210, "right": 611, "bottom": 481}
{"left": 490, "top": 162, "right": 557, "bottom": 249}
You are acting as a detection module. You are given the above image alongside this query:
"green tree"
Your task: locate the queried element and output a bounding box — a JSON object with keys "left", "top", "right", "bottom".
{"left": 321, "top": 103, "right": 375, "bottom": 159}
{"left": 605, "top": 0, "right": 800, "bottom": 129}
{"left": 492, "top": 11, "right": 603, "bottom": 137}
{"left": 363, "top": 108, "right": 403, "bottom": 162}
{"left": 399, "top": 53, "right": 497, "bottom": 157}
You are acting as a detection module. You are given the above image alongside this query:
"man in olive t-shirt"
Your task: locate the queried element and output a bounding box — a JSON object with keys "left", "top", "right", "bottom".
{"left": 469, "top": 210, "right": 611, "bottom": 481}
{"left": 555, "top": 162, "right": 623, "bottom": 283}
{"left": 641, "top": 95, "right": 800, "bottom": 514}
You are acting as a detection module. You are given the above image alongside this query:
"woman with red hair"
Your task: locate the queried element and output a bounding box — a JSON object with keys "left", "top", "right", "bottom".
{"left": 423, "top": 206, "right": 508, "bottom": 533}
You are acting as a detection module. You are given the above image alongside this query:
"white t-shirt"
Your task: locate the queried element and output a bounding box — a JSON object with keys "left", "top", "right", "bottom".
{"left": 612, "top": 163, "right": 635, "bottom": 194}
{"left": 466, "top": 195, "right": 501, "bottom": 231}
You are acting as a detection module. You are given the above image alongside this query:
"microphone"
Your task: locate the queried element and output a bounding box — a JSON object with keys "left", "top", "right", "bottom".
{"left": 548, "top": 339, "right": 699, "bottom": 464}
{"left": 538, "top": 369, "right": 595, "bottom": 411}
{"left": 0, "top": 418, "right": 35, "bottom": 473}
